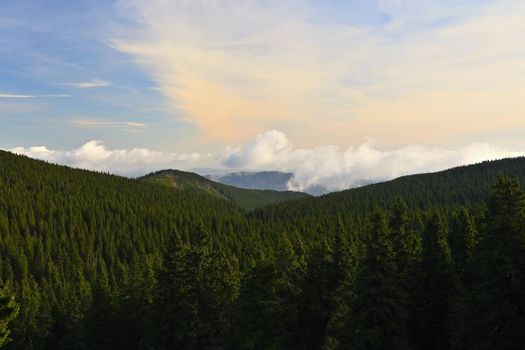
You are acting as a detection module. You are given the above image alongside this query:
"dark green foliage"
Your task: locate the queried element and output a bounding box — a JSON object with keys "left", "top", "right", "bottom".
{"left": 253, "top": 156, "right": 525, "bottom": 221}
{"left": 465, "top": 175, "right": 525, "bottom": 349}
{"left": 231, "top": 260, "right": 299, "bottom": 350}
{"left": 412, "top": 214, "right": 457, "bottom": 349}
{"left": 449, "top": 208, "right": 478, "bottom": 277}
{"left": 2, "top": 151, "right": 525, "bottom": 349}
{"left": 349, "top": 210, "right": 410, "bottom": 350}
{"left": 142, "top": 169, "right": 309, "bottom": 210}
{"left": 151, "top": 227, "right": 240, "bottom": 350}
{"left": 0, "top": 283, "right": 18, "bottom": 347}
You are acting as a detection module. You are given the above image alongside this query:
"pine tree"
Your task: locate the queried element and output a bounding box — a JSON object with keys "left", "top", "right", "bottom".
{"left": 299, "top": 239, "right": 334, "bottom": 350}
{"left": 414, "top": 213, "right": 455, "bottom": 350}
{"left": 449, "top": 208, "right": 478, "bottom": 277}
{"left": 388, "top": 198, "right": 423, "bottom": 349}
{"left": 389, "top": 198, "right": 421, "bottom": 275}
{"left": 0, "top": 282, "right": 19, "bottom": 347}
{"left": 349, "top": 210, "right": 410, "bottom": 350}
{"left": 231, "top": 237, "right": 304, "bottom": 350}
{"left": 151, "top": 226, "right": 240, "bottom": 349}
{"left": 85, "top": 259, "right": 115, "bottom": 350}
{"left": 323, "top": 219, "right": 360, "bottom": 349}
{"left": 467, "top": 175, "right": 525, "bottom": 349}
{"left": 448, "top": 208, "right": 478, "bottom": 349}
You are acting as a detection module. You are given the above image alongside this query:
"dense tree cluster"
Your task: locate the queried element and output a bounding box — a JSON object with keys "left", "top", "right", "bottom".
{"left": 1, "top": 150, "right": 525, "bottom": 349}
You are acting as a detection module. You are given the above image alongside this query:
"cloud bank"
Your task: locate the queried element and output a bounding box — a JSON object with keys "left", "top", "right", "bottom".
{"left": 8, "top": 131, "right": 525, "bottom": 193}
{"left": 223, "top": 131, "right": 525, "bottom": 193}
{"left": 8, "top": 141, "right": 211, "bottom": 177}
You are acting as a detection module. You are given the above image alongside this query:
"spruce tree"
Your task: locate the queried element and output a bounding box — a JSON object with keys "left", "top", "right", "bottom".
{"left": 0, "top": 283, "right": 18, "bottom": 348}
{"left": 449, "top": 208, "right": 478, "bottom": 277}
{"left": 299, "top": 239, "right": 334, "bottom": 350}
{"left": 323, "top": 219, "right": 360, "bottom": 350}
{"left": 414, "top": 213, "right": 455, "bottom": 350}
{"left": 151, "top": 226, "right": 240, "bottom": 350}
{"left": 350, "top": 210, "right": 410, "bottom": 350}
{"left": 467, "top": 175, "right": 525, "bottom": 349}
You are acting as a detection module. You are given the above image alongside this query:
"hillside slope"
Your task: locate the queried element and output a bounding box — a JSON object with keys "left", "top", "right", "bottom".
{"left": 2, "top": 150, "right": 525, "bottom": 349}
{"left": 141, "top": 169, "right": 309, "bottom": 210}
{"left": 255, "top": 157, "right": 525, "bottom": 219}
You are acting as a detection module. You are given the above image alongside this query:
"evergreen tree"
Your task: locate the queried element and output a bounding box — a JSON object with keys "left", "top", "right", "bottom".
{"left": 349, "top": 210, "right": 410, "bottom": 350}
{"left": 449, "top": 208, "right": 478, "bottom": 277}
{"left": 389, "top": 198, "right": 420, "bottom": 275}
{"left": 448, "top": 208, "right": 478, "bottom": 349}
{"left": 323, "top": 219, "right": 360, "bottom": 350}
{"left": 232, "top": 238, "right": 303, "bottom": 350}
{"left": 414, "top": 213, "right": 455, "bottom": 350}
{"left": 299, "top": 239, "right": 334, "bottom": 350}
{"left": 151, "top": 226, "right": 240, "bottom": 350}
{"left": 84, "top": 259, "right": 115, "bottom": 350}
{"left": 467, "top": 175, "right": 525, "bottom": 349}
{"left": 0, "top": 283, "right": 18, "bottom": 348}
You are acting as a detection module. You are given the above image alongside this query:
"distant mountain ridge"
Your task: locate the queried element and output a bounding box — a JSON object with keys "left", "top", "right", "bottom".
{"left": 140, "top": 169, "right": 310, "bottom": 210}
{"left": 205, "top": 171, "right": 294, "bottom": 191}
{"left": 255, "top": 157, "right": 525, "bottom": 220}
{"left": 205, "top": 170, "right": 382, "bottom": 195}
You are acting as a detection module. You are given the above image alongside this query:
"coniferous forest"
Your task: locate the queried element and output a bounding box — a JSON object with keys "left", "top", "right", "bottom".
{"left": 1, "top": 150, "right": 525, "bottom": 349}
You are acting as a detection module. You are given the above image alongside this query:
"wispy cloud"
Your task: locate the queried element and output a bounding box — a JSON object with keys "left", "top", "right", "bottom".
{"left": 112, "top": 0, "right": 525, "bottom": 147}
{"left": 72, "top": 119, "right": 146, "bottom": 128}
{"left": 0, "top": 93, "right": 69, "bottom": 98}
{"left": 62, "top": 79, "right": 111, "bottom": 88}
{"left": 0, "top": 93, "right": 34, "bottom": 98}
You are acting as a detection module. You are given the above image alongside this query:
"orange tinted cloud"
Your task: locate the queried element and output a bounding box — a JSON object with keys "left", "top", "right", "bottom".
{"left": 113, "top": 0, "right": 525, "bottom": 148}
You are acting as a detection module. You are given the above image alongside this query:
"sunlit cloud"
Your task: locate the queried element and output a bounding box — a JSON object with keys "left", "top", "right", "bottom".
{"left": 0, "top": 93, "right": 34, "bottom": 98}
{"left": 8, "top": 141, "right": 213, "bottom": 176}
{"left": 72, "top": 119, "right": 146, "bottom": 128}
{"left": 0, "top": 93, "right": 69, "bottom": 98}
{"left": 62, "top": 79, "right": 111, "bottom": 88}
{"left": 223, "top": 130, "right": 525, "bottom": 193}
{"left": 112, "top": 0, "right": 525, "bottom": 147}
{"left": 8, "top": 130, "right": 525, "bottom": 193}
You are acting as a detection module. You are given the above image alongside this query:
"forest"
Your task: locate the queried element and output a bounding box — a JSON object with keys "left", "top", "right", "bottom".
{"left": 0, "top": 150, "right": 524, "bottom": 349}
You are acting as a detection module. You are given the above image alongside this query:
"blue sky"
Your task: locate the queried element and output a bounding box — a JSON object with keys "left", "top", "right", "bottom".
{"left": 0, "top": 0, "right": 193, "bottom": 150}
{"left": 2, "top": 0, "right": 525, "bottom": 189}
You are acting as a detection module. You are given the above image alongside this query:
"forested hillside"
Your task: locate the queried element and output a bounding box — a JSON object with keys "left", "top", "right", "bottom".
{"left": 1, "top": 150, "right": 525, "bottom": 349}
{"left": 141, "top": 169, "right": 309, "bottom": 210}
{"left": 255, "top": 157, "right": 525, "bottom": 221}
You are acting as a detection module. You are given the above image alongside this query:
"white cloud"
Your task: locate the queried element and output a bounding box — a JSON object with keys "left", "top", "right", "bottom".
{"left": 111, "top": 0, "right": 525, "bottom": 147}
{"left": 0, "top": 93, "right": 69, "bottom": 98}
{"left": 72, "top": 119, "right": 146, "bottom": 128}
{"left": 222, "top": 130, "right": 525, "bottom": 193}
{"left": 8, "top": 141, "right": 214, "bottom": 176}
{"left": 0, "top": 93, "right": 34, "bottom": 98}
{"left": 7, "top": 130, "right": 525, "bottom": 193}
{"left": 63, "top": 79, "right": 111, "bottom": 88}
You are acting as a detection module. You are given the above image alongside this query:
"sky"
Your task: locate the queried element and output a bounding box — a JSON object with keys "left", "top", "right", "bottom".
{"left": 2, "top": 0, "right": 525, "bottom": 191}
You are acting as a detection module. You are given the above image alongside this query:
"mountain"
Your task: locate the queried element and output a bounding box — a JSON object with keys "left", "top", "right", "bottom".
{"left": 141, "top": 169, "right": 309, "bottom": 210}
{"left": 255, "top": 157, "right": 525, "bottom": 221}
{"left": 205, "top": 171, "right": 294, "bottom": 191}
{"left": 205, "top": 171, "right": 383, "bottom": 195}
